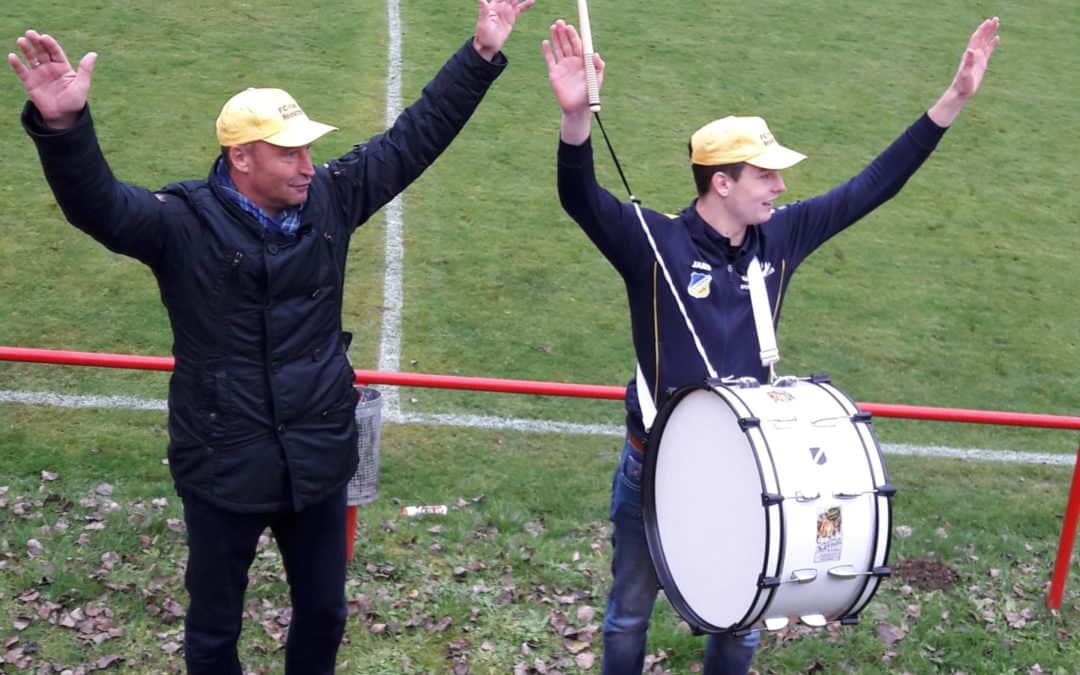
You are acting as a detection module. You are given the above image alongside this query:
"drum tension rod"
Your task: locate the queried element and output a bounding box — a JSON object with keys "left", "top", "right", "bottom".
{"left": 833, "top": 483, "right": 897, "bottom": 499}
{"left": 827, "top": 565, "right": 890, "bottom": 579}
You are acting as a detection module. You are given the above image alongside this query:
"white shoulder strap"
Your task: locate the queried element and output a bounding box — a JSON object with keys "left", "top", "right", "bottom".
{"left": 636, "top": 363, "right": 658, "bottom": 432}
{"left": 746, "top": 256, "right": 780, "bottom": 369}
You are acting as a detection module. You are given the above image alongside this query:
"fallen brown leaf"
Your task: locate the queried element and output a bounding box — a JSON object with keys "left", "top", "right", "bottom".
{"left": 875, "top": 622, "right": 907, "bottom": 647}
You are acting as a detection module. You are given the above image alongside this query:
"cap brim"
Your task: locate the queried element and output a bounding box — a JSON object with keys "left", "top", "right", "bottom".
{"left": 264, "top": 120, "right": 339, "bottom": 148}
{"left": 746, "top": 144, "right": 807, "bottom": 170}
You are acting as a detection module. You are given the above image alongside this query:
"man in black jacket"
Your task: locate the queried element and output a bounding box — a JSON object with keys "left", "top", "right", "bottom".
{"left": 9, "top": 1, "right": 533, "bottom": 672}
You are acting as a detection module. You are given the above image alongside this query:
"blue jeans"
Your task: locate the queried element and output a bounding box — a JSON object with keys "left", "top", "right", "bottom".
{"left": 181, "top": 486, "right": 348, "bottom": 675}
{"left": 602, "top": 442, "right": 760, "bottom": 675}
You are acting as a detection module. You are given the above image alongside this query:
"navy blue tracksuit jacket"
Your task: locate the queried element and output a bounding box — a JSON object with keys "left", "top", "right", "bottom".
{"left": 557, "top": 114, "right": 948, "bottom": 441}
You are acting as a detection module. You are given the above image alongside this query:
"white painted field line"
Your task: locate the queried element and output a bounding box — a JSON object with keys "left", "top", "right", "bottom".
{"left": 0, "top": 390, "right": 166, "bottom": 412}
{"left": 1, "top": 389, "right": 1074, "bottom": 467}
{"left": 375, "top": 0, "right": 405, "bottom": 417}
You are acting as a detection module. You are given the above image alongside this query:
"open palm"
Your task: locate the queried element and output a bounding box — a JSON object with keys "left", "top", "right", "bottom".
{"left": 951, "top": 16, "right": 1000, "bottom": 99}
{"left": 543, "top": 21, "right": 605, "bottom": 115}
{"left": 475, "top": 0, "right": 535, "bottom": 55}
{"left": 8, "top": 30, "right": 96, "bottom": 126}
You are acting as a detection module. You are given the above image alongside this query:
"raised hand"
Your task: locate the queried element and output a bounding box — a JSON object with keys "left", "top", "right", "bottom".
{"left": 949, "top": 16, "right": 1000, "bottom": 100}
{"left": 542, "top": 20, "right": 605, "bottom": 116}
{"left": 8, "top": 30, "right": 97, "bottom": 129}
{"left": 928, "top": 17, "right": 1000, "bottom": 127}
{"left": 473, "top": 0, "right": 535, "bottom": 62}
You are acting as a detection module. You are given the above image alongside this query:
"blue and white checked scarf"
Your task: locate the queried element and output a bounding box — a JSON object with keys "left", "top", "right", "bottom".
{"left": 212, "top": 158, "right": 302, "bottom": 237}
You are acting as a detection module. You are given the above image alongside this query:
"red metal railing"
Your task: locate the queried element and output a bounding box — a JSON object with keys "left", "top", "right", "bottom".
{"left": 2, "top": 345, "right": 1078, "bottom": 607}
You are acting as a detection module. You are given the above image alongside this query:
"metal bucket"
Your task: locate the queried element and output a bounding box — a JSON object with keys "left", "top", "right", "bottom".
{"left": 347, "top": 386, "right": 382, "bottom": 506}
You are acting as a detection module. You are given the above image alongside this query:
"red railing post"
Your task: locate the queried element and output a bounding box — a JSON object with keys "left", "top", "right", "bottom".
{"left": 345, "top": 381, "right": 368, "bottom": 562}
{"left": 345, "top": 504, "right": 359, "bottom": 562}
{"left": 1047, "top": 443, "right": 1080, "bottom": 609}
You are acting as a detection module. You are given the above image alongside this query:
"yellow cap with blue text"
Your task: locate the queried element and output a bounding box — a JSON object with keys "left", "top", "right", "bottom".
{"left": 216, "top": 88, "right": 338, "bottom": 147}
{"left": 690, "top": 116, "right": 806, "bottom": 170}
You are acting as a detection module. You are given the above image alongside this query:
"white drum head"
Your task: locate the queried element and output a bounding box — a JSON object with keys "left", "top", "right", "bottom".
{"left": 645, "top": 387, "right": 767, "bottom": 630}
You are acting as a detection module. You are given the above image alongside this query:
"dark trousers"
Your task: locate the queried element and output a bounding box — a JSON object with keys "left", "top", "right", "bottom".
{"left": 181, "top": 486, "right": 348, "bottom": 675}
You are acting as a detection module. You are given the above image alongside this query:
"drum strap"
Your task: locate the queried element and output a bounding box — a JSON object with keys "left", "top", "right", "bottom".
{"left": 636, "top": 363, "right": 659, "bottom": 430}
{"left": 630, "top": 200, "right": 719, "bottom": 381}
{"left": 747, "top": 256, "right": 780, "bottom": 371}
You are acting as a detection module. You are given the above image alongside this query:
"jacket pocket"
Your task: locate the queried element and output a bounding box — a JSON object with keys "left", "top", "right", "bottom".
{"left": 209, "top": 249, "right": 245, "bottom": 312}
{"left": 197, "top": 368, "right": 233, "bottom": 438}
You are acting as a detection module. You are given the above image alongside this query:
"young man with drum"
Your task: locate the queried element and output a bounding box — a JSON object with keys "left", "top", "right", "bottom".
{"left": 543, "top": 16, "right": 1000, "bottom": 675}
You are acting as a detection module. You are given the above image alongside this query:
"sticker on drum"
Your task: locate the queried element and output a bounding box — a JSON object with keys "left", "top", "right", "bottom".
{"left": 642, "top": 376, "right": 895, "bottom": 634}
{"left": 815, "top": 506, "right": 843, "bottom": 563}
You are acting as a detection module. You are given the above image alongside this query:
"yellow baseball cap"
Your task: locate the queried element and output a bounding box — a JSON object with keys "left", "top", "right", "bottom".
{"left": 215, "top": 88, "right": 338, "bottom": 147}
{"left": 690, "top": 116, "right": 806, "bottom": 170}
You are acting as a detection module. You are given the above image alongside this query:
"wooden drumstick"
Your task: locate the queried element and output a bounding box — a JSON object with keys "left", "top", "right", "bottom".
{"left": 577, "top": 0, "right": 601, "bottom": 112}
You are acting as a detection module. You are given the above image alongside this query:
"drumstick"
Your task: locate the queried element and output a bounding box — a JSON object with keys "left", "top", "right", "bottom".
{"left": 577, "top": 0, "right": 602, "bottom": 112}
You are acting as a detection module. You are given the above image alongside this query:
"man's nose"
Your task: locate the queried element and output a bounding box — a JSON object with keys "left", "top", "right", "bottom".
{"left": 299, "top": 147, "right": 315, "bottom": 176}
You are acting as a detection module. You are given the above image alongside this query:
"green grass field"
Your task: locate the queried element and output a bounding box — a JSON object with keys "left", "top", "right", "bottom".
{"left": 1, "top": 0, "right": 1079, "bottom": 672}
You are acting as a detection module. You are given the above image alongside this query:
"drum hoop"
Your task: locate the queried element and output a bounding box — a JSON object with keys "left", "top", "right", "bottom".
{"left": 718, "top": 383, "right": 786, "bottom": 629}
{"left": 642, "top": 383, "right": 781, "bottom": 633}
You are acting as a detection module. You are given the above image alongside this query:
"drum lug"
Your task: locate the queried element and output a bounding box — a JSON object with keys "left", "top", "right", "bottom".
{"left": 810, "top": 372, "right": 831, "bottom": 384}
{"left": 789, "top": 568, "right": 818, "bottom": 584}
{"left": 873, "top": 565, "right": 892, "bottom": 578}
{"left": 800, "top": 614, "right": 828, "bottom": 627}
{"left": 832, "top": 490, "right": 863, "bottom": 499}
{"left": 761, "top": 492, "right": 784, "bottom": 506}
{"left": 827, "top": 565, "right": 858, "bottom": 579}
{"left": 876, "top": 483, "right": 897, "bottom": 498}
{"left": 839, "top": 614, "right": 861, "bottom": 626}
{"left": 738, "top": 416, "right": 760, "bottom": 430}
{"left": 715, "top": 376, "right": 761, "bottom": 389}
{"left": 851, "top": 411, "right": 873, "bottom": 423}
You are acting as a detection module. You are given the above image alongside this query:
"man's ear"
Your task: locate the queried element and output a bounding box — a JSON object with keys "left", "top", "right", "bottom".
{"left": 228, "top": 144, "right": 252, "bottom": 174}
{"left": 711, "top": 170, "right": 731, "bottom": 197}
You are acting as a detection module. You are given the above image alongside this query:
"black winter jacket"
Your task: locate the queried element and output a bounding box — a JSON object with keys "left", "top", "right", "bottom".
{"left": 23, "top": 41, "right": 506, "bottom": 512}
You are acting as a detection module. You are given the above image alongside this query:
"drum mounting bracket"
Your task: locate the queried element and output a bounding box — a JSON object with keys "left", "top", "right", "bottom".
{"left": 738, "top": 416, "right": 761, "bottom": 431}
{"left": 761, "top": 492, "right": 784, "bottom": 506}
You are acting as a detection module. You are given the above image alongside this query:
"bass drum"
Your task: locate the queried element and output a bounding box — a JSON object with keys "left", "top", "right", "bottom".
{"left": 642, "top": 375, "right": 894, "bottom": 633}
